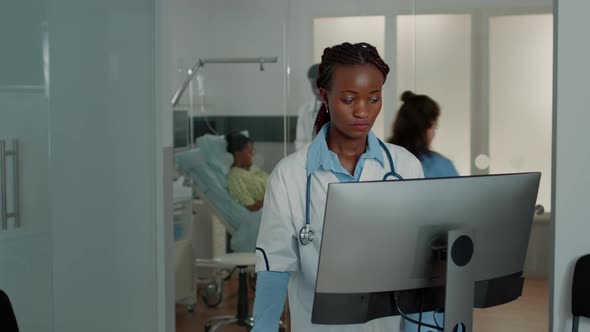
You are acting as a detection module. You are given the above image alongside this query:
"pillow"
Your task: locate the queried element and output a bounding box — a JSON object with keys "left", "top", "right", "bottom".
{"left": 175, "top": 148, "right": 203, "bottom": 174}
{"left": 196, "top": 132, "right": 249, "bottom": 176}
{"left": 196, "top": 134, "right": 234, "bottom": 175}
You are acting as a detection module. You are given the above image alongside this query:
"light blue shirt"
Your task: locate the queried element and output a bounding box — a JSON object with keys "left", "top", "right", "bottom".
{"left": 306, "top": 123, "right": 384, "bottom": 182}
{"left": 252, "top": 123, "right": 385, "bottom": 331}
{"left": 252, "top": 271, "right": 290, "bottom": 332}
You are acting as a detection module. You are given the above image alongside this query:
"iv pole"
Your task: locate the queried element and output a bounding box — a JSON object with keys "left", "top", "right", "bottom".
{"left": 170, "top": 57, "right": 278, "bottom": 107}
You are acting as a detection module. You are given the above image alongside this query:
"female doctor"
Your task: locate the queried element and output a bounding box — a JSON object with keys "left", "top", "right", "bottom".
{"left": 252, "top": 42, "right": 424, "bottom": 332}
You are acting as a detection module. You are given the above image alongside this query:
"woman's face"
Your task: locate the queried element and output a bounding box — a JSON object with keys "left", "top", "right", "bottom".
{"left": 236, "top": 142, "right": 254, "bottom": 167}
{"left": 320, "top": 64, "right": 385, "bottom": 141}
{"left": 426, "top": 119, "right": 438, "bottom": 148}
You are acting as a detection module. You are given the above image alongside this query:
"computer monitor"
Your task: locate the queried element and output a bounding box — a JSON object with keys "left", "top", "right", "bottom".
{"left": 173, "top": 110, "right": 190, "bottom": 149}
{"left": 312, "top": 172, "right": 541, "bottom": 331}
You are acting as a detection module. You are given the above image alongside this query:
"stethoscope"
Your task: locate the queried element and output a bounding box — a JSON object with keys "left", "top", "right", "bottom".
{"left": 299, "top": 139, "right": 404, "bottom": 245}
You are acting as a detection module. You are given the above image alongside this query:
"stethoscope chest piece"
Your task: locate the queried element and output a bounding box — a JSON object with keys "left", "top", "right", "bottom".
{"left": 299, "top": 225, "right": 314, "bottom": 245}
{"left": 299, "top": 138, "right": 399, "bottom": 247}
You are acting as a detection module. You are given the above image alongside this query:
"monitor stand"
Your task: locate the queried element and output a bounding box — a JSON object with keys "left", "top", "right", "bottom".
{"left": 443, "top": 229, "right": 475, "bottom": 332}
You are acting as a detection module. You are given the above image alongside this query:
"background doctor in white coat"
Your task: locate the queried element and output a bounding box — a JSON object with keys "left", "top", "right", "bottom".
{"left": 294, "top": 63, "right": 321, "bottom": 151}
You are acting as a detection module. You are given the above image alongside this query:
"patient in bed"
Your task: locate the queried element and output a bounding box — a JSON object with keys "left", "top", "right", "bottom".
{"left": 226, "top": 132, "right": 269, "bottom": 211}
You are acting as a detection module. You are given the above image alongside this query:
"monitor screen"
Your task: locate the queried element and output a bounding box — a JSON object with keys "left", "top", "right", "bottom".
{"left": 173, "top": 110, "right": 190, "bottom": 148}
{"left": 312, "top": 172, "right": 541, "bottom": 325}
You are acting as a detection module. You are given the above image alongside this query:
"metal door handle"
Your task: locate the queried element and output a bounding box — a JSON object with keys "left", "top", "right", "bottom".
{"left": 1, "top": 139, "right": 20, "bottom": 230}
{"left": 1, "top": 140, "right": 6, "bottom": 229}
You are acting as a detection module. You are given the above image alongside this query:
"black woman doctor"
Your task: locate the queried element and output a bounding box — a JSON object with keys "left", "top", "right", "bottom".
{"left": 253, "top": 42, "right": 424, "bottom": 332}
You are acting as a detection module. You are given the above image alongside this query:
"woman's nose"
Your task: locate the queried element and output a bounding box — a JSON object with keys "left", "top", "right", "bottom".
{"left": 353, "top": 101, "right": 369, "bottom": 118}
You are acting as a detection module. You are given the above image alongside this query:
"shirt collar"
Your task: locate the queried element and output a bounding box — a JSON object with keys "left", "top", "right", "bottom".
{"left": 306, "top": 123, "right": 384, "bottom": 177}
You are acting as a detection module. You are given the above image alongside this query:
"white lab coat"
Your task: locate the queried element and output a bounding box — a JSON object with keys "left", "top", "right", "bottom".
{"left": 295, "top": 99, "right": 321, "bottom": 151}
{"left": 255, "top": 141, "right": 424, "bottom": 332}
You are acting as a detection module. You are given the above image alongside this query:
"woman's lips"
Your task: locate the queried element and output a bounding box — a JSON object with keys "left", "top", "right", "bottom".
{"left": 352, "top": 123, "right": 369, "bottom": 131}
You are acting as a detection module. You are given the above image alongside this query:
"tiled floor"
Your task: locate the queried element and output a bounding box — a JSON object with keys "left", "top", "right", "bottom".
{"left": 176, "top": 278, "right": 548, "bottom": 332}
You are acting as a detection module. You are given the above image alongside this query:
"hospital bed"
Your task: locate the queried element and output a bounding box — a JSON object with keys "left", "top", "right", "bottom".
{"left": 175, "top": 133, "right": 262, "bottom": 253}
{"left": 173, "top": 176, "right": 197, "bottom": 310}
{"left": 175, "top": 134, "right": 266, "bottom": 330}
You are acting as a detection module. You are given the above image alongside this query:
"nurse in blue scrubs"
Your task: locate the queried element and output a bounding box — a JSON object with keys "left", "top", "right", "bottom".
{"left": 388, "top": 90, "right": 459, "bottom": 178}
{"left": 389, "top": 90, "right": 460, "bottom": 331}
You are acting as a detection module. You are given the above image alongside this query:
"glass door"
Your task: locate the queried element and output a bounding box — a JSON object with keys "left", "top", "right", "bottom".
{"left": 0, "top": 0, "right": 53, "bottom": 331}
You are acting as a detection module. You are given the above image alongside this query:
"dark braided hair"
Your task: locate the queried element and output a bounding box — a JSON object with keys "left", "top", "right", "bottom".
{"left": 313, "top": 42, "right": 390, "bottom": 135}
{"left": 387, "top": 90, "right": 440, "bottom": 157}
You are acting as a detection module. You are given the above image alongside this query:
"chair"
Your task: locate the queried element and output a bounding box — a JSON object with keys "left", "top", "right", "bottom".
{"left": 572, "top": 254, "right": 590, "bottom": 332}
{"left": 0, "top": 289, "right": 19, "bottom": 332}
{"left": 203, "top": 253, "right": 257, "bottom": 332}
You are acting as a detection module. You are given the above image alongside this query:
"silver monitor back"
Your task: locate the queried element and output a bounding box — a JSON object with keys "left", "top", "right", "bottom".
{"left": 312, "top": 172, "right": 540, "bottom": 324}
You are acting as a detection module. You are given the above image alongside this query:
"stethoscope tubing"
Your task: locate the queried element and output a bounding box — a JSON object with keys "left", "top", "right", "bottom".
{"left": 300, "top": 139, "right": 403, "bottom": 245}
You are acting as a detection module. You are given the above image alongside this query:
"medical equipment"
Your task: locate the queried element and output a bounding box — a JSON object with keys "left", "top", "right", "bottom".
{"left": 299, "top": 139, "right": 402, "bottom": 246}
{"left": 171, "top": 57, "right": 278, "bottom": 108}
{"left": 175, "top": 134, "right": 261, "bottom": 252}
{"left": 175, "top": 136, "right": 288, "bottom": 329}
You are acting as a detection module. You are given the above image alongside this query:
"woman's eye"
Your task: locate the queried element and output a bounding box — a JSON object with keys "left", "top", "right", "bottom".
{"left": 370, "top": 96, "right": 381, "bottom": 103}
{"left": 342, "top": 97, "right": 354, "bottom": 104}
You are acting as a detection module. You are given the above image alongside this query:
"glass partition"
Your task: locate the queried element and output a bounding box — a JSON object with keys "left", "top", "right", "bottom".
{"left": 170, "top": 0, "right": 289, "bottom": 253}
{"left": 410, "top": 1, "right": 553, "bottom": 208}
{"left": 285, "top": 0, "right": 416, "bottom": 143}
{"left": 170, "top": 0, "right": 552, "bottom": 330}
{"left": 397, "top": 13, "right": 472, "bottom": 175}
{"left": 489, "top": 13, "right": 553, "bottom": 211}
{"left": 412, "top": 1, "right": 553, "bottom": 331}
{"left": 170, "top": 1, "right": 291, "bottom": 329}
{"left": 171, "top": 0, "right": 289, "bottom": 170}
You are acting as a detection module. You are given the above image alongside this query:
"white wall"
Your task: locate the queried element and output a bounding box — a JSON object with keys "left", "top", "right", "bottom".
{"left": 397, "top": 14, "right": 472, "bottom": 175}
{"left": 489, "top": 14, "right": 553, "bottom": 210}
{"left": 168, "top": 0, "right": 551, "bottom": 140}
{"left": 170, "top": 0, "right": 288, "bottom": 118}
{"left": 552, "top": 0, "right": 590, "bottom": 330}
{"left": 48, "top": 1, "right": 159, "bottom": 331}
{"left": 313, "top": 16, "right": 387, "bottom": 138}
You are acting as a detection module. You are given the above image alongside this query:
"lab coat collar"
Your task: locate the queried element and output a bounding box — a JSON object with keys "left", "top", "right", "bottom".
{"left": 306, "top": 123, "right": 385, "bottom": 177}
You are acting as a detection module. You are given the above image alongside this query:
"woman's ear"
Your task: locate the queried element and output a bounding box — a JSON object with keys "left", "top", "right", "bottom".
{"left": 319, "top": 87, "right": 329, "bottom": 105}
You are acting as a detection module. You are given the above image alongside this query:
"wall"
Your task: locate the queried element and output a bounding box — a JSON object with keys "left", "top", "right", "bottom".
{"left": 489, "top": 14, "right": 553, "bottom": 210}
{"left": 48, "top": 0, "right": 159, "bottom": 331}
{"left": 166, "top": 0, "right": 555, "bottom": 258}
{"left": 552, "top": 0, "right": 590, "bottom": 330}
{"left": 168, "top": 0, "right": 551, "bottom": 141}
{"left": 313, "top": 16, "right": 387, "bottom": 138}
{"left": 156, "top": 0, "right": 175, "bottom": 330}
{"left": 169, "top": 0, "right": 288, "bottom": 118}
{"left": 397, "top": 14, "right": 472, "bottom": 175}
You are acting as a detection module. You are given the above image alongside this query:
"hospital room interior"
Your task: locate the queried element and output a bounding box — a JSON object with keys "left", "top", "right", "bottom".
{"left": 168, "top": 0, "right": 555, "bottom": 331}
{"left": 5, "top": 0, "right": 590, "bottom": 331}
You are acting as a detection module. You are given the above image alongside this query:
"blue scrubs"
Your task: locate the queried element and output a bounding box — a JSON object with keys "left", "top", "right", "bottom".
{"left": 419, "top": 152, "right": 459, "bottom": 178}
{"left": 405, "top": 150, "right": 460, "bottom": 331}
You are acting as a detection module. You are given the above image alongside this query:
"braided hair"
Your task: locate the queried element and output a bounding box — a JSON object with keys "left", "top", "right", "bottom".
{"left": 387, "top": 90, "right": 440, "bottom": 157}
{"left": 313, "top": 42, "right": 390, "bottom": 135}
